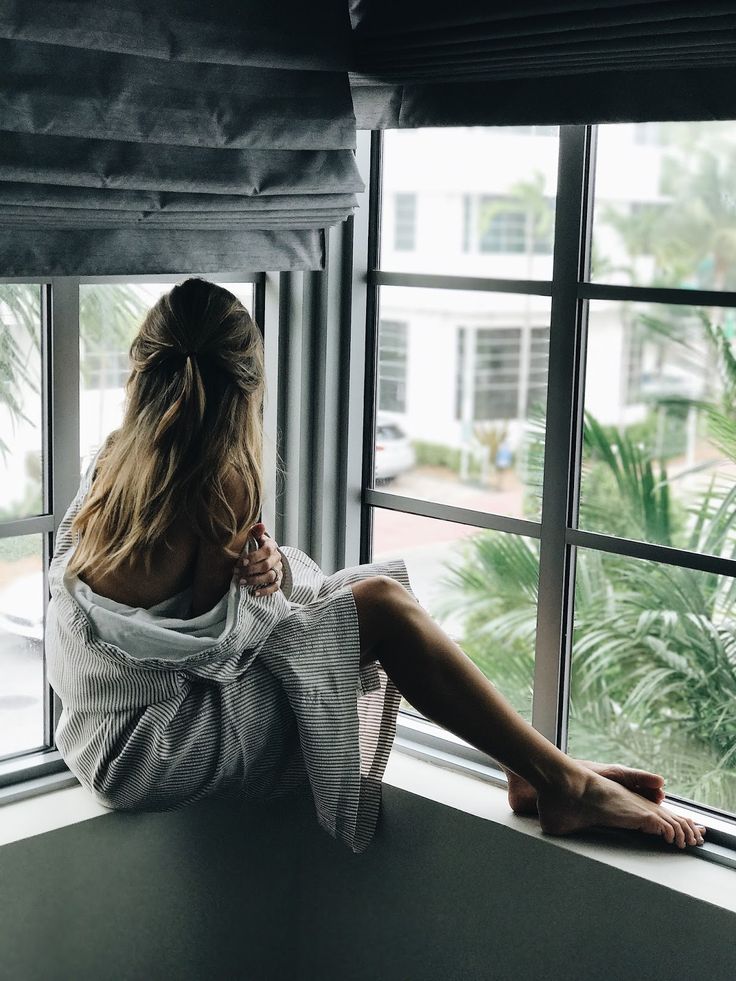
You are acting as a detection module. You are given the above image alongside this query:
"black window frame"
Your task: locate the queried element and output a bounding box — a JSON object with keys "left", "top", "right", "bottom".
{"left": 362, "top": 127, "right": 736, "bottom": 855}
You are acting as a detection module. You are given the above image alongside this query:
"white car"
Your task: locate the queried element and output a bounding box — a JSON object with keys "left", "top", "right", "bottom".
{"left": 0, "top": 571, "right": 44, "bottom": 646}
{"left": 374, "top": 414, "right": 415, "bottom": 483}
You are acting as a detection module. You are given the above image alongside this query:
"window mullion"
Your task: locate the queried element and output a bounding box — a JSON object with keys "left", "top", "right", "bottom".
{"left": 532, "top": 125, "right": 593, "bottom": 747}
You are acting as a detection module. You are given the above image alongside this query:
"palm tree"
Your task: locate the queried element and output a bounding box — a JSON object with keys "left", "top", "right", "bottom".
{"left": 1, "top": 283, "right": 149, "bottom": 441}
{"left": 0, "top": 285, "right": 42, "bottom": 459}
{"left": 1, "top": 284, "right": 149, "bottom": 520}
{"left": 597, "top": 127, "right": 736, "bottom": 290}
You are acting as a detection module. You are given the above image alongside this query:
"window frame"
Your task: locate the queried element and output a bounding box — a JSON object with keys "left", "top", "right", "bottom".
{"left": 362, "top": 127, "right": 736, "bottom": 855}
{"left": 0, "top": 272, "right": 265, "bottom": 800}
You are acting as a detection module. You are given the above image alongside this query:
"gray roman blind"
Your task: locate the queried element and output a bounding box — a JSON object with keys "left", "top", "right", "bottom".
{"left": 349, "top": 1, "right": 736, "bottom": 128}
{"left": 0, "top": 0, "right": 362, "bottom": 274}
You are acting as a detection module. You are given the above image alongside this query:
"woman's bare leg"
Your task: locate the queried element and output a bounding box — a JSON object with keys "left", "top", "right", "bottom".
{"left": 352, "top": 577, "right": 704, "bottom": 848}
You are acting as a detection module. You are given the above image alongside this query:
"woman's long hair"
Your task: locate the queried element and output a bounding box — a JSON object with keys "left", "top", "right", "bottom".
{"left": 67, "top": 278, "right": 265, "bottom": 581}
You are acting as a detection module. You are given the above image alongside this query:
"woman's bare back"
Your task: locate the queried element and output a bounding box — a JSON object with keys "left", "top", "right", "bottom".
{"left": 79, "top": 472, "right": 251, "bottom": 616}
{"left": 80, "top": 513, "right": 201, "bottom": 610}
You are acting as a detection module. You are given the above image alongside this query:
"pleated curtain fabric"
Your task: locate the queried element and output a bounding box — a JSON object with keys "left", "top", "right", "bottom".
{"left": 349, "top": 0, "right": 736, "bottom": 128}
{"left": 0, "top": 0, "right": 362, "bottom": 275}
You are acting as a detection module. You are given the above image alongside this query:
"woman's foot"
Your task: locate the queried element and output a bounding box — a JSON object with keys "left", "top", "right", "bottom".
{"left": 535, "top": 768, "right": 705, "bottom": 849}
{"left": 506, "top": 760, "right": 665, "bottom": 815}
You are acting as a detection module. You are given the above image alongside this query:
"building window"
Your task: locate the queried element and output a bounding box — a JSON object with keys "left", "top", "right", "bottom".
{"left": 464, "top": 195, "right": 554, "bottom": 255}
{"left": 378, "top": 320, "right": 408, "bottom": 413}
{"left": 454, "top": 326, "right": 550, "bottom": 422}
{"left": 394, "top": 193, "right": 416, "bottom": 251}
{"left": 456, "top": 327, "right": 521, "bottom": 420}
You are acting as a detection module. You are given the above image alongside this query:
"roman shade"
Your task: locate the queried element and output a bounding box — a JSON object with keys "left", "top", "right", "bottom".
{"left": 349, "top": 1, "right": 736, "bottom": 128}
{"left": 0, "top": 0, "right": 362, "bottom": 274}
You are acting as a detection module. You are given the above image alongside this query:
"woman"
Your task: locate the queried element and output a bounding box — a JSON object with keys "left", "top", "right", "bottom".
{"left": 46, "top": 278, "right": 705, "bottom": 853}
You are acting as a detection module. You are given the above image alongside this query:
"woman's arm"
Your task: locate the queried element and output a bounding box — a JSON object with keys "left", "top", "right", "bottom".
{"left": 190, "top": 475, "right": 284, "bottom": 616}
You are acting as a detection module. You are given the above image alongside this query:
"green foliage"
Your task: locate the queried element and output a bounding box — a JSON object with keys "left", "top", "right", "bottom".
{"left": 582, "top": 413, "right": 674, "bottom": 545}
{"left": 597, "top": 133, "right": 736, "bottom": 289}
{"left": 0, "top": 534, "right": 39, "bottom": 564}
{"left": 0, "top": 286, "right": 41, "bottom": 459}
{"left": 79, "top": 284, "right": 149, "bottom": 385}
{"left": 411, "top": 440, "right": 462, "bottom": 473}
{"left": 624, "top": 408, "right": 688, "bottom": 461}
{"left": 433, "top": 534, "right": 538, "bottom": 721}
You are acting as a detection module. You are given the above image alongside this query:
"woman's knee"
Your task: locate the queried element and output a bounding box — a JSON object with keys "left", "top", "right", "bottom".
{"left": 351, "top": 575, "right": 411, "bottom": 652}
{"left": 352, "top": 575, "right": 407, "bottom": 614}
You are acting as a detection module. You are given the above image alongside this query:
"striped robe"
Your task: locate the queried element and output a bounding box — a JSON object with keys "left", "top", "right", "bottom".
{"left": 46, "top": 459, "right": 417, "bottom": 853}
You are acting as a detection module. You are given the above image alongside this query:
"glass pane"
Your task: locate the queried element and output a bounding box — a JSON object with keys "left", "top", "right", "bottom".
{"left": 591, "top": 121, "right": 736, "bottom": 289}
{"left": 381, "top": 127, "right": 559, "bottom": 277}
{"left": 375, "top": 286, "right": 550, "bottom": 521}
{"left": 580, "top": 301, "right": 736, "bottom": 557}
{"left": 0, "top": 285, "right": 44, "bottom": 520}
{"left": 79, "top": 282, "right": 255, "bottom": 473}
{"left": 0, "top": 535, "right": 45, "bottom": 758}
{"left": 372, "top": 508, "right": 537, "bottom": 722}
{"left": 569, "top": 549, "right": 736, "bottom": 816}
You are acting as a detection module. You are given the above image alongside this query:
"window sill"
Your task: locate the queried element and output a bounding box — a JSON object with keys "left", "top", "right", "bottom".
{"left": 1, "top": 746, "right": 734, "bottom": 919}
{"left": 383, "top": 748, "right": 736, "bottom": 917}
{"left": 0, "top": 778, "right": 109, "bottom": 848}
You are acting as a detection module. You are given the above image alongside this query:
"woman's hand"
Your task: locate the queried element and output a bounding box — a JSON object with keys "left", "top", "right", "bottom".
{"left": 234, "top": 521, "right": 284, "bottom": 597}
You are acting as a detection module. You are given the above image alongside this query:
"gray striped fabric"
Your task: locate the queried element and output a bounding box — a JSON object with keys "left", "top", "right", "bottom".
{"left": 46, "top": 461, "right": 416, "bottom": 853}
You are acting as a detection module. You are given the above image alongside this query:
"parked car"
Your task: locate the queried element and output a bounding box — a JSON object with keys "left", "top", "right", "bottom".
{"left": 0, "top": 571, "right": 44, "bottom": 650}
{"left": 375, "top": 414, "right": 415, "bottom": 483}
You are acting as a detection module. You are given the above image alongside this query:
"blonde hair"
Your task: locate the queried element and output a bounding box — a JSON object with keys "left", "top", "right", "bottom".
{"left": 67, "top": 278, "right": 265, "bottom": 581}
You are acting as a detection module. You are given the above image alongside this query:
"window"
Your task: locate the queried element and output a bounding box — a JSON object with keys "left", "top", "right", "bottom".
{"left": 456, "top": 327, "right": 520, "bottom": 420}
{"left": 394, "top": 193, "right": 416, "bottom": 251}
{"left": 377, "top": 320, "right": 408, "bottom": 413}
{"left": 464, "top": 195, "right": 554, "bottom": 255}
{"left": 380, "top": 127, "right": 558, "bottom": 277}
{"left": 81, "top": 350, "right": 131, "bottom": 391}
{"left": 0, "top": 276, "right": 258, "bottom": 780}
{"left": 455, "top": 326, "right": 551, "bottom": 423}
{"left": 0, "top": 284, "right": 46, "bottom": 759}
{"left": 370, "top": 123, "right": 736, "bottom": 825}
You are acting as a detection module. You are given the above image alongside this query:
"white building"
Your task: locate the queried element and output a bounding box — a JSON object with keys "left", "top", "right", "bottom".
{"left": 376, "top": 124, "right": 680, "bottom": 460}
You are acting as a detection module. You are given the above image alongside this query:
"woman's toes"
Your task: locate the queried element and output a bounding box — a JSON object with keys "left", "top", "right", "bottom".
{"left": 671, "top": 817, "right": 686, "bottom": 849}
{"left": 594, "top": 763, "right": 665, "bottom": 798}
{"left": 659, "top": 819, "right": 675, "bottom": 845}
{"left": 639, "top": 785, "right": 666, "bottom": 804}
{"left": 633, "top": 768, "right": 665, "bottom": 789}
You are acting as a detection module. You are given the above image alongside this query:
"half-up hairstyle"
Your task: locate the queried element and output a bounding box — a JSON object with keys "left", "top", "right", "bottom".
{"left": 67, "top": 278, "right": 264, "bottom": 581}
